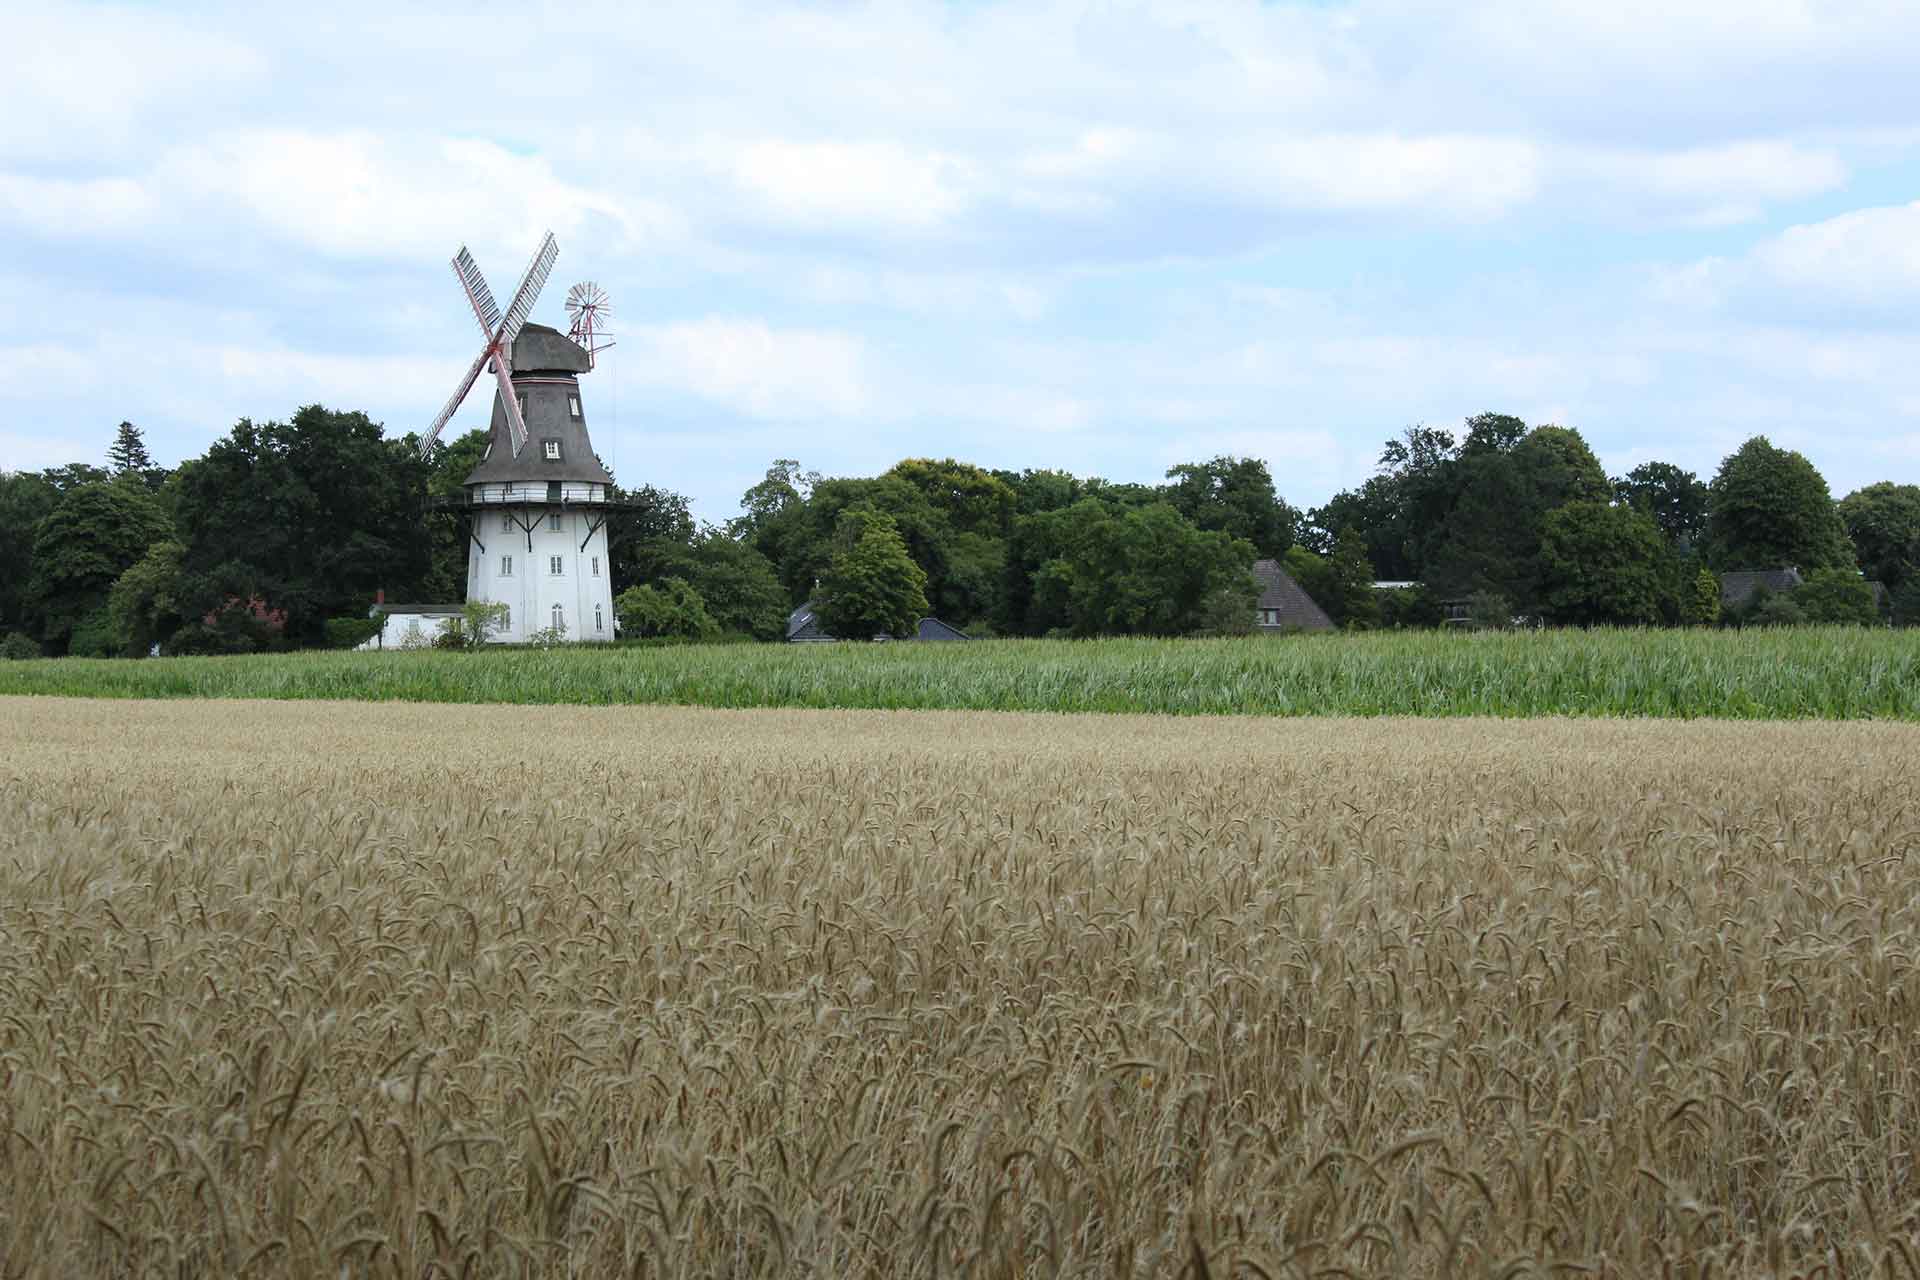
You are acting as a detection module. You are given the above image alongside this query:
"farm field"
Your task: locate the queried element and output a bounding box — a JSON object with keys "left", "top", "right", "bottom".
{"left": 4, "top": 625, "right": 1920, "bottom": 717}
{"left": 4, "top": 697, "right": 1918, "bottom": 1277}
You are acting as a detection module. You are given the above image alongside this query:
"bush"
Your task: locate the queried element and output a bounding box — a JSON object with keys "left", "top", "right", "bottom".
{"left": 1465, "top": 590, "right": 1513, "bottom": 631}
{"left": 1795, "top": 569, "right": 1880, "bottom": 626}
{"left": 67, "top": 609, "right": 121, "bottom": 658}
{"left": 615, "top": 578, "right": 718, "bottom": 641}
{"left": 0, "top": 633, "right": 39, "bottom": 661}
{"left": 1377, "top": 586, "right": 1442, "bottom": 629}
{"left": 1750, "top": 591, "right": 1806, "bottom": 627}
{"left": 325, "top": 614, "right": 385, "bottom": 650}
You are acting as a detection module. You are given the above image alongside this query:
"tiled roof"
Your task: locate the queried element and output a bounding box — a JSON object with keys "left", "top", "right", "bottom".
{"left": 915, "top": 617, "right": 969, "bottom": 641}
{"left": 1720, "top": 567, "right": 1803, "bottom": 606}
{"left": 1251, "top": 560, "right": 1335, "bottom": 631}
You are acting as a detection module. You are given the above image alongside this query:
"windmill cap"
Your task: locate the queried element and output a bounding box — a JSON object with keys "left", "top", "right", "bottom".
{"left": 513, "top": 323, "right": 591, "bottom": 374}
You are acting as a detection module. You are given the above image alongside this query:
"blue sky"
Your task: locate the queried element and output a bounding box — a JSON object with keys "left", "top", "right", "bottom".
{"left": 4, "top": 1, "right": 1918, "bottom": 523}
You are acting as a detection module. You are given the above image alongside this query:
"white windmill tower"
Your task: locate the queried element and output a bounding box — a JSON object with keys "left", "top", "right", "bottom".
{"left": 418, "top": 232, "right": 618, "bottom": 644}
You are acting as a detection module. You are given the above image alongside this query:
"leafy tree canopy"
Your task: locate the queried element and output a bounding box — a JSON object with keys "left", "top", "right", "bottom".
{"left": 1706, "top": 436, "right": 1853, "bottom": 574}
{"left": 615, "top": 577, "right": 719, "bottom": 640}
{"left": 28, "top": 480, "right": 172, "bottom": 652}
{"left": 171, "top": 406, "right": 431, "bottom": 645}
{"left": 1539, "top": 501, "right": 1672, "bottom": 626}
{"left": 815, "top": 508, "right": 929, "bottom": 639}
{"left": 1160, "top": 455, "right": 1297, "bottom": 560}
{"left": 1613, "top": 461, "right": 1709, "bottom": 547}
{"left": 1837, "top": 481, "right": 1920, "bottom": 593}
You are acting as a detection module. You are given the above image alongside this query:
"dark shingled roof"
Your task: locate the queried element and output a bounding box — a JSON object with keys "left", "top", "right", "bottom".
{"left": 462, "top": 324, "right": 615, "bottom": 488}
{"left": 915, "top": 617, "right": 969, "bottom": 641}
{"left": 1252, "top": 559, "right": 1335, "bottom": 631}
{"left": 1720, "top": 567, "right": 1803, "bottom": 608}
{"left": 786, "top": 604, "right": 832, "bottom": 642}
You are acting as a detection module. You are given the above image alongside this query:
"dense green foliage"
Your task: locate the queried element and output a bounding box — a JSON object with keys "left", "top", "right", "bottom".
{"left": 3, "top": 629, "right": 1916, "bottom": 719}
{"left": 815, "top": 509, "right": 930, "bottom": 639}
{"left": 1706, "top": 436, "right": 1854, "bottom": 573}
{"left": 6, "top": 410, "right": 1908, "bottom": 655}
{"left": 614, "top": 578, "right": 719, "bottom": 640}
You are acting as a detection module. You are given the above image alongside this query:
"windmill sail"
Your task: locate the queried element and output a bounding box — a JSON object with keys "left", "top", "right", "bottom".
{"left": 418, "top": 231, "right": 560, "bottom": 459}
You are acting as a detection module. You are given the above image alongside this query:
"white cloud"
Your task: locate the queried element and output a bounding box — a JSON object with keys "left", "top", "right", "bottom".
{"left": 1244, "top": 134, "right": 1542, "bottom": 219}
{"left": 0, "top": 174, "right": 152, "bottom": 237}
{"left": 158, "top": 131, "right": 664, "bottom": 264}
{"left": 1752, "top": 201, "right": 1920, "bottom": 302}
{"left": 624, "top": 318, "right": 869, "bottom": 419}
{"left": 729, "top": 140, "right": 977, "bottom": 230}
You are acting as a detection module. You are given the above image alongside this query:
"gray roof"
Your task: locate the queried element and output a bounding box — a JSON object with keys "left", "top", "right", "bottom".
{"left": 462, "top": 324, "right": 615, "bottom": 488}
{"left": 1252, "top": 559, "right": 1335, "bottom": 631}
{"left": 915, "top": 617, "right": 969, "bottom": 641}
{"left": 786, "top": 604, "right": 832, "bottom": 642}
{"left": 370, "top": 603, "right": 464, "bottom": 618}
{"left": 1720, "top": 567, "right": 1803, "bottom": 606}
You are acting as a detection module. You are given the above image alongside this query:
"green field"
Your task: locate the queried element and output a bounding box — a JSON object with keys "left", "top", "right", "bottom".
{"left": 3, "top": 627, "right": 1917, "bottom": 717}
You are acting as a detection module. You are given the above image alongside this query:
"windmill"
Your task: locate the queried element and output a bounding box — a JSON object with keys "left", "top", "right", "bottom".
{"left": 402, "top": 228, "right": 622, "bottom": 648}
{"left": 419, "top": 231, "right": 560, "bottom": 460}
{"left": 564, "top": 281, "right": 614, "bottom": 369}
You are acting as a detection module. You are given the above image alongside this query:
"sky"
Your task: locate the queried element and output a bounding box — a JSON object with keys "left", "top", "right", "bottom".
{"left": 4, "top": 1, "right": 1919, "bottom": 524}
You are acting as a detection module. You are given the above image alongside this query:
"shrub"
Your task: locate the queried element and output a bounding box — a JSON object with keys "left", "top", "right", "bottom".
{"left": 325, "top": 614, "right": 385, "bottom": 650}
{"left": 1795, "top": 569, "right": 1880, "bottom": 626}
{"left": 615, "top": 578, "right": 718, "bottom": 641}
{"left": 0, "top": 633, "right": 39, "bottom": 661}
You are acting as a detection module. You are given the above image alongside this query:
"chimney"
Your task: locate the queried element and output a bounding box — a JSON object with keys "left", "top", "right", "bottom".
{"left": 376, "top": 588, "right": 385, "bottom": 605}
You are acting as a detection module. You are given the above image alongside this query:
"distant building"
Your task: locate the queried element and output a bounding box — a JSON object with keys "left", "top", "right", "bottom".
{"left": 1251, "top": 559, "right": 1334, "bottom": 632}
{"left": 1720, "top": 567, "right": 1804, "bottom": 611}
{"left": 359, "top": 601, "right": 464, "bottom": 650}
{"left": 786, "top": 603, "right": 970, "bottom": 642}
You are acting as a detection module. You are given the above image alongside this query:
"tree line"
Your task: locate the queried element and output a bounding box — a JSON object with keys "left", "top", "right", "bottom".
{"left": 2, "top": 408, "right": 1914, "bottom": 657}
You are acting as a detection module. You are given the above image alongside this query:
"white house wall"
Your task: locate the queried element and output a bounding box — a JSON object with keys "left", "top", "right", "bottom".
{"left": 466, "top": 508, "right": 614, "bottom": 642}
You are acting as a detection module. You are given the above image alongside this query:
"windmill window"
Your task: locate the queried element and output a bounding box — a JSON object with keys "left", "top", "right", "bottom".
{"left": 591, "top": 556, "right": 600, "bottom": 577}
{"left": 500, "top": 555, "right": 513, "bottom": 577}
{"left": 552, "top": 604, "right": 565, "bottom": 632}
{"left": 568, "top": 396, "right": 582, "bottom": 419}
{"left": 549, "top": 555, "right": 564, "bottom": 576}
{"left": 594, "top": 604, "right": 604, "bottom": 632}
{"left": 547, "top": 482, "right": 562, "bottom": 503}
{"left": 547, "top": 512, "right": 561, "bottom": 531}
{"left": 501, "top": 514, "right": 513, "bottom": 532}
{"left": 501, "top": 605, "right": 510, "bottom": 630}
{"left": 543, "top": 440, "right": 562, "bottom": 461}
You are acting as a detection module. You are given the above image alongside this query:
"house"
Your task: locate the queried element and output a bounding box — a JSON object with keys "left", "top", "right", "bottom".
{"left": 1251, "top": 559, "right": 1334, "bottom": 632}
{"left": 785, "top": 603, "right": 970, "bottom": 642}
{"left": 359, "top": 603, "right": 464, "bottom": 650}
{"left": 1720, "top": 567, "right": 1803, "bottom": 611}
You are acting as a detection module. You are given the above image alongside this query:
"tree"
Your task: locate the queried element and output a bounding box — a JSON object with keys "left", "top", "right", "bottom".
{"left": 107, "top": 421, "right": 164, "bottom": 490}
{"left": 1427, "top": 423, "right": 1610, "bottom": 611}
{"left": 419, "top": 428, "right": 491, "bottom": 601}
{"left": 615, "top": 578, "right": 719, "bottom": 640}
{"left": 1539, "top": 502, "right": 1671, "bottom": 626}
{"left": 461, "top": 599, "right": 510, "bottom": 646}
{"left": 630, "top": 530, "right": 789, "bottom": 639}
{"left": 1706, "top": 437, "right": 1853, "bottom": 573}
{"left": 27, "top": 481, "right": 172, "bottom": 653}
{"left": 1326, "top": 527, "right": 1380, "bottom": 629}
{"left": 1614, "top": 462, "right": 1709, "bottom": 548}
{"left": 1684, "top": 568, "right": 1721, "bottom": 627}
{"left": 1795, "top": 569, "right": 1880, "bottom": 625}
{"left": 1027, "top": 501, "right": 1257, "bottom": 638}
{"left": 815, "top": 509, "right": 929, "bottom": 639}
{"left": 1160, "top": 455, "right": 1297, "bottom": 559}
{"left": 0, "top": 471, "right": 59, "bottom": 635}
{"left": 1837, "top": 482, "right": 1920, "bottom": 594}
{"left": 171, "top": 407, "right": 431, "bottom": 646}
{"left": 107, "top": 540, "right": 186, "bottom": 656}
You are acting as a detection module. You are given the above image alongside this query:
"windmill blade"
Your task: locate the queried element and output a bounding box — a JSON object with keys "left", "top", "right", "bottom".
{"left": 451, "top": 247, "right": 502, "bottom": 338}
{"left": 419, "top": 348, "right": 490, "bottom": 458}
{"left": 496, "top": 230, "right": 559, "bottom": 348}
{"left": 493, "top": 358, "right": 530, "bottom": 457}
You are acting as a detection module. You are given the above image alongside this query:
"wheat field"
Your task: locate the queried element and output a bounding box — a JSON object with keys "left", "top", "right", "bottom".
{"left": 3, "top": 697, "right": 1918, "bottom": 1277}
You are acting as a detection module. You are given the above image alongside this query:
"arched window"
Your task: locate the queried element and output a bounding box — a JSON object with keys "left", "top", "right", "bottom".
{"left": 594, "top": 604, "right": 604, "bottom": 632}
{"left": 551, "top": 604, "right": 564, "bottom": 633}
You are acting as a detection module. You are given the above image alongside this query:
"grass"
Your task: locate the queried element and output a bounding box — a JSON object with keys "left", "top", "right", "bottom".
{"left": 4, "top": 697, "right": 1918, "bottom": 1276}
{"left": 4, "top": 626, "right": 1920, "bottom": 717}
